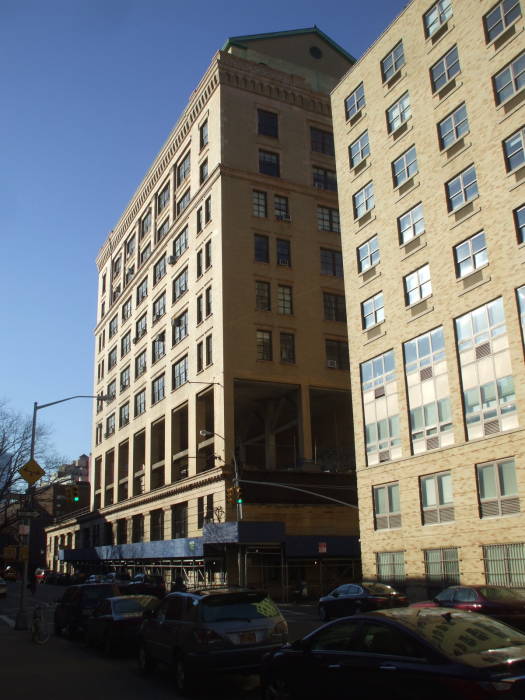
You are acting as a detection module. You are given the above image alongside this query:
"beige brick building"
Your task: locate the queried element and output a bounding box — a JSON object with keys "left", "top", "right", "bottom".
{"left": 46, "top": 28, "right": 360, "bottom": 598}
{"left": 332, "top": 0, "right": 525, "bottom": 596}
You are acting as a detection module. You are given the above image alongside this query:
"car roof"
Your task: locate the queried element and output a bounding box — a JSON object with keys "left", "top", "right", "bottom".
{"left": 166, "top": 587, "right": 267, "bottom": 600}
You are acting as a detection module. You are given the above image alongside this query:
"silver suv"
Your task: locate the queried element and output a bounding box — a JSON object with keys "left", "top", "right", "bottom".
{"left": 138, "top": 588, "right": 287, "bottom": 695}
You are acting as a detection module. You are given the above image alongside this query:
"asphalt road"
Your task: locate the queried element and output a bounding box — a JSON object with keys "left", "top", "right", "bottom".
{"left": 0, "top": 581, "right": 322, "bottom": 700}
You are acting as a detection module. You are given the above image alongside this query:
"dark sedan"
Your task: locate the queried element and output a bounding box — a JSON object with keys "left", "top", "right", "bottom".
{"left": 261, "top": 608, "right": 525, "bottom": 700}
{"left": 318, "top": 582, "right": 408, "bottom": 621}
{"left": 86, "top": 595, "right": 159, "bottom": 655}
{"left": 54, "top": 583, "right": 122, "bottom": 638}
{"left": 411, "top": 585, "right": 525, "bottom": 629}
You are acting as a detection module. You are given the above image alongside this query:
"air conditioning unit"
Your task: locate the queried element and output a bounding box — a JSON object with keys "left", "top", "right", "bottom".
{"left": 157, "top": 332, "right": 165, "bottom": 341}
{"left": 313, "top": 182, "right": 324, "bottom": 189}
{"left": 277, "top": 257, "right": 289, "bottom": 265}
{"left": 132, "top": 336, "right": 138, "bottom": 344}
{"left": 327, "top": 360, "right": 338, "bottom": 368}
{"left": 168, "top": 255, "right": 177, "bottom": 265}
{"left": 276, "top": 214, "right": 292, "bottom": 223}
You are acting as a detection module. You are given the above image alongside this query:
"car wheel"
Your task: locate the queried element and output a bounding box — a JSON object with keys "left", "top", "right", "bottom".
{"left": 174, "top": 654, "right": 194, "bottom": 696}
{"left": 263, "top": 676, "right": 295, "bottom": 700}
{"left": 318, "top": 604, "right": 329, "bottom": 622}
{"left": 138, "top": 643, "right": 156, "bottom": 674}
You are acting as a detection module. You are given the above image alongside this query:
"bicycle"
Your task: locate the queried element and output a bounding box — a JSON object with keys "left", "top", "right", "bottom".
{"left": 31, "top": 603, "right": 52, "bottom": 644}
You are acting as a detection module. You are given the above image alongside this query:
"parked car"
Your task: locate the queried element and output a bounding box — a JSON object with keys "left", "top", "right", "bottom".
{"left": 0, "top": 577, "right": 7, "bottom": 598}
{"left": 318, "top": 582, "right": 408, "bottom": 621}
{"left": 54, "top": 583, "right": 122, "bottom": 638}
{"left": 123, "top": 574, "right": 166, "bottom": 599}
{"left": 261, "top": 608, "right": 525, "bottom": 700}
{"left": 2, "top": 567, "right": 18, "bottom": 582}
{"left": 102, "top": 572, "right": 131, "bottom": 584}
{"left": 411, "top": 585, "right": 525, "bottom": 628}
{"left": 138, "top": 588, "right": 288, "bottom": 695}
{"left": 85, "top": 595, "right": 159, "bottom": 655}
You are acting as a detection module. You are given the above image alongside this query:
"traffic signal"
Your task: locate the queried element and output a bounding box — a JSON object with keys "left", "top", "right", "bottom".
{"left": 72, "top": 485, "right": 80, "bottom": 503}
{"left": 235, "top": 487, "right": 243, "bottom": 505}
{"left": 226, "top": 487, "right": 235, "bottom": 504}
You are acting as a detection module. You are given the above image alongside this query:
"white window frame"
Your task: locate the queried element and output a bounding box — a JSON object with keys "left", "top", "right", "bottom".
{"left": 454, "top": 231, "right": 488, "bottom": 278}
{"left": 484, "top": 0, "right": 522, "bottom": 43}
{"left": 398, "top": 202, "right": 425, "bottom": 244}
{"left": 381, "top": 41, "right": 405, "bottom": 82}
{"left": 446, "top": 165, "right": 478, "bottom": 211}
{"left": 504, "top": 127, "right": 525, "bottom": 172}
{"left": 404, "top": 264, "right": 431, "bottom": 306}
{"left": 344, "top": 82, "right": 365, "bottom": 121}
{"left": 420, "top": 471, "right": 454, "bottom": 525}
{"left": 353, "top": 181, "right": 375, "bottom": 219}
{"left": 431, "top": 45, "right": 460, "bottom": 92}
{"left": 386, "top": 92, "right": 411, "bottom": 134}
{"left": 362, "top": 291, "right": 384, "bottom": 329}
{"left": 357, "top": 235, "right": 379, "bottom": 273}
{"left": 373, "top": 483, "right": 401, "bottom": 530}
{"left": 423, "top": 0, "right": 453, "bottom": 38}
{"left": 438, "top": 103, "right": 469, "bottom": 150}
{"left": 392, "top": 145, "right": 418, "bottom": 188}
{"left": 349, "top": 130, "right": 370, "bottom": 168}
{"left": 477, "top": 458, "right": 520, "bottom": 518}
{"left": 493, "top": 52, "right": 525, "bottom": 105}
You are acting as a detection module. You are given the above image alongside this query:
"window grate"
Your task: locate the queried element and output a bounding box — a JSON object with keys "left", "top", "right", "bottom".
{"left": 379, "top": 450, "right": 390, "bottom": 463}
{"left": 420, "top": 366, "right": 434, "bottom": 382}
{"left": 475, "top": 341, "right": 492, "bottom": 359}
{"left": 484, "top": 419, "right": 500, "bottom": 436}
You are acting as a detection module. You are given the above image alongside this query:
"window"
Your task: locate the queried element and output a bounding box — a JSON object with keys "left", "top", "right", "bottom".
{"left": 173, "top": 268, "right": 188, "bottom": 302}
{"left": 357, "top": 235, "right": 379, "bottom": 273}
{"left": 199, "top": 159, "right": 208, "bottom": 184}
{"left": 95, "top": 424, "right": 102, "bottom": 445}
{"left": 349, "top": 130, "right": 370, "bottom": 167}
{"left": 515, "top": 204, "right": 525, "bottom": 242}
{"left": 317, "top": 206, "right": 340, "bottom": 233}
{"left": 257, "top": 109, "right": 278, "bottom": 138}
{"left": 177, "top": 152, "right": 190, "bottom": 187}
{"left": 196, "top": 295, "right": 203, "bottom": 324}
{"left": 421, "top": 471, "right": 454, "bottom": 524}
{"left": 277, "top": 285, "right": 293, "bottom": 315}
{"left": 121, "top": 331, "right": 131, "bottom": 357}
{"left": 256, "top": 330, "right": 272, "bottom": 360}
{"left": 404, "top": 327, "right": 453, "bottom": 453}
{"left": 152, "top": 374, "right": 165, "bottom": 404}
{"left": 150, "top": 509, "right": 164, "bottom": 541}
{"left": 430, "top": 45, "right": 460, "bottom": 92}
{"left": 311, "top": 127, "right": 334, "bottom": 155}
{"left": 277, "top": 239, "right": 291, "bottom": 267}
{"left": 325, "top": 339, "right": 349, "bottom": 370}
{"left": 109, "top": 315, "right": 118, "bottom": 338}
{"left": 157, "top": 182, "right": 170, "bottom": 213}
{"left": 274, "top": 195, "right": 289, "bottom": 220}
{"left": 108, "top": 346, "right": 117, "bottom": 370}
{"left": 253, "top": 190, "right": 267, "bottom": 217}
{"left": 157, "top": 218, "right": 169, "bottom": 243}
{"left": 131, "top": 515, "right": 144, "bottom": 543}
{"left": 423, "top": 0, "right": 453, "bottom": 37}
{"left": 320, "top": 248, "right": 343, "bottom": 277}
{"left": 204, "top": 195, "right": 211, "bottom": 223}
{"left": 172, "top": 502, "right": 188, "bottom": 538}
{"left": 255, "top": 234, "right": 269, "bottom": 263}
{"left": 392, "top": 145, "right": 418, "bottom": 188}
{"left": 125, "top": 266, "right": 135, "bottom": 285}
{"left": 280, "top": 333, "right": 295, "bottom": 363}
{"left": 344, "top": 82, "right": 365, "bottom": 121}
{"left": 125, "top": 235, "right": 135, "bottom": 259}
{"left": 373, "top": 483, "right": 401, "bottom": 529}
{"left": 404, "top": 264, "right": 431, "bottom": 305}
{"left": 205, "top": 286, "right": 212, "bottom": 316}
{"left": 135, "top": 349, "right": 147, "bottom": 377}
{"left": 313, "top": 166, "right": 337, "bottom": 191}
{"left": 152, "top": 292, "right": 166, "bottom": 321}
{"left": 173, "top": 356, "right": 188, "bottom": 389}
{"left": 493, "top": 52, "right": 525, "bottom": 104}
{"left": 196, "top": 249, "right": 203, "bottom": 278}
{"left": 176, "top": 189, "right": 190, "bottom": 217}
{"left": 477, "top": 458, "right": 520, "bottom": 517}
{"left": 483, "top": 543, "right": 525, "bottom": 586}
{"left": 137, "top": 278, "right": 148, "bottom": 305}
{"left": 106, "top": 413, "right": 115, "bottom": 436}
{"left": 259, "top": 150, "right": 280, "bottom": 177}
{"left": 101, "top": 301, "right": 105, "bottom": 318}
{"left": 174, "top": 227, "right": 188, "bottom": 259}
{"left": 199, "top": 120, "right": 208, "bottom": 149}
{"left": 139, "top": 243, "right": 151, "bottom": 266}
{"left": 113, "top": 256, "right": 121, "bottom": 275}
{"left": 484, "top": 0, "right": 522, "bottom": 43}
{"left": 256, "top": 281, "right": 271, "bottom": 311}
{"left": 376, "top": 551, "right": 405, "bottom": 583}
{"left": 446, "top": 165, "right": 478, "bottom": 211}
{"left": 107, "top": 379, "right": 116, "bottom": 402}
{"left": 323, "top": 293, "right": 346, "bottom": 322}
{"left": 197, "top": 341, "right": 203, "bottom": 373}
{"left": 134, "top": 389, "right": 146, "bottom": 416}
{"left": 152, "top": 332, "right": 165, "bottom": 362}
{"left": 122, "top": 297, "right": 132, "bottom": 321}
{"left": 518, "top": 285, "right": 525, "bottom": 338}
{"left": 504, "top": 127, "right": 525, "bottom": 171}
{"left": 196, "top": 207, "right": 203, "bottom": 233}
{"left": 120, "top": 365, "right": 130, "bottom": 391}
{"left": 153, "top": 256, "right": 167, "bottom": 285}
{"left": 362, "top": 292, "right": 384, "bottom": 329}
{"left": 386, "top": 93, "right": 411, "bottom": 134}
{"left": 424, "top": 548, "right": 459, "bottom": 584}
{"left": 398, "top": 203, "right": 425, "bottom": 244}
{"left": 353, "top": 181, "right": 374, "bottom": 219}
{"left": 205, "top": 240, "right": 211, "bottom": 269}
{"left": 454, "top": 231, "right": 488, "bottom": 278}
{"left": 205, "top": 334, "right": 212, "bottom": 366}
{"left": 140, "top": 210, "right": 151, "bottom": 239}
{"left": 438, "top": 103, "right": 469, "bottom": 150}
{"left": 119, "top": 402, "right": 129, "bottom": 428}
{"left": 381, "top": 41, "right": 405, "bottom": 82}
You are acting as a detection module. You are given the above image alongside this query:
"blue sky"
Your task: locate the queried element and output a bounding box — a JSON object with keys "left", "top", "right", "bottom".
{"left": 0, "top": 0, "right": 407, "bottom": 463}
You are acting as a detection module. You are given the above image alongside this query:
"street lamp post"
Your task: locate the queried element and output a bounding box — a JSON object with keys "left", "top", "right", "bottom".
{"left": 14, "top": 394, "right": 107, "bottom": 631}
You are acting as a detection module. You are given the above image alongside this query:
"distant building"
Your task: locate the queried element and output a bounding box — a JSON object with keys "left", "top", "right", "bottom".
{"left": 56, "top": 454, "right": 89, "bottom": 483}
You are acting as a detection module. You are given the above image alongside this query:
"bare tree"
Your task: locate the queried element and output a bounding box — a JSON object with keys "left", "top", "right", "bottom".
{"left": 0, "top": 400, "right": 66, "bottom": 535}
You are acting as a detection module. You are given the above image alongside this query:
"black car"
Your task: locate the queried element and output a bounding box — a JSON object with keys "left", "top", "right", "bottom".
{"left": 54, "top": 583, "right": 121, "bottom": 638}
{"left": 85, "top": 595, "right": 159, "bottom": 655}
{"left": 123, "top": 574, "right": 166, "bottom": 599}
{"left": 318, "top": 582, "right": 408, "bottom": 621}
{"left": 261, "top": 608, "right": 525, "bottom": 700}
{"left": 138, "top": 588, "right": 287, "bottom": 695}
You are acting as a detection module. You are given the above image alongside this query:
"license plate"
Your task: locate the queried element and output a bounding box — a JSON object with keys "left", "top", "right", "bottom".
{"left": 239, "top": 631, "right": 256, "bottom": 644}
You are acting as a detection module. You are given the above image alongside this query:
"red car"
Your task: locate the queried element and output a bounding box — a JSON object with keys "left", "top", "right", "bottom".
{"left": 411, "top": 585, "right": 525, "bottom": 628}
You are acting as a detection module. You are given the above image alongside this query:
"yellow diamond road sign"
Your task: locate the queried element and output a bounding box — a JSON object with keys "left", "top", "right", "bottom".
{"left": 19, "top": 458, "right": 45, "bottom": 485}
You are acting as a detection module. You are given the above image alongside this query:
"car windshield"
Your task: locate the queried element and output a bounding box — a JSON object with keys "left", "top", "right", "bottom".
{"left": 200, "top": 593, "right": 280, "bottom": 622}
{"left": 407, "top": 611, "right": 525, "bottom": 667}
{"left": 478, "top": 587, "right": 525, "bottom": 602}
{"left": 364, "top": 583, "right": 397, "bottom": 595}
{"left": 113, "top": 597, "right": 155, "bottom": 615}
